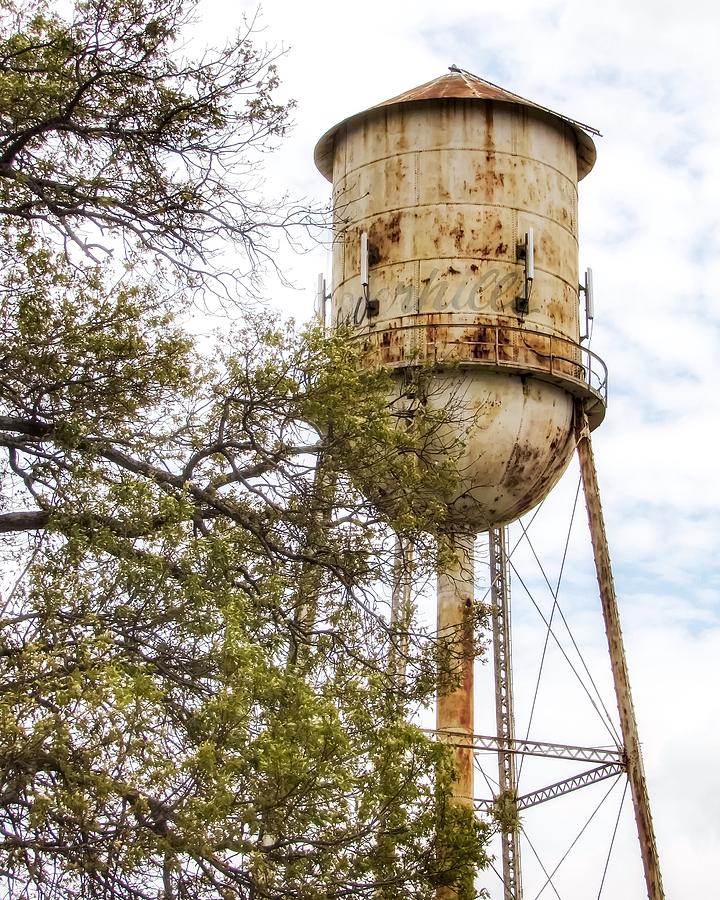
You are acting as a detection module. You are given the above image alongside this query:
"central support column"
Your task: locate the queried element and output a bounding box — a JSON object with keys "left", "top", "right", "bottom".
{"left": 436, "top": 531, "right": 476, "bottom": 807}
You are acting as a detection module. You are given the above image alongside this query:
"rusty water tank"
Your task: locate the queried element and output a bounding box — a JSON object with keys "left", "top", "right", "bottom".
{"left": 314, "top": 69, "right": 607, "bottom": 530}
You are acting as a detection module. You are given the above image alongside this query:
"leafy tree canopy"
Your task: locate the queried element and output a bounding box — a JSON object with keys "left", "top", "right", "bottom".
{"left": 0, "top": 1, "right": 490, "bottom": 897}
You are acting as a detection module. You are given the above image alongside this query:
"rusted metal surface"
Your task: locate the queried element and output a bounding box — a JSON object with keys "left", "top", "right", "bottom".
{"left": 315, "top": 70, "right": 598, "bottom": 180}
{"left": 394, "top": 369, "right": 576, "bottom": 531}
{"left": 317, "top": 85, "right": 606, "bottom": 529}
{"left": 436, "top": 532, "right": 475, "bottom": 900}
{"left": 380, "top": 71, "right": 529, "bottom": 104}
{"left": 358, "top": 316, "right": 606, "bottom": 421}
{"left": 364, "top": 313, "right": 606, "bottom": 531}
{"left": 436, "top": 532, "right": 475, "bottom": 795}
{"left": 575, "top": 406, "right": 665, "bottom": 900}
{"left": 327, "top": 97, "right": 583, "bottom": 337}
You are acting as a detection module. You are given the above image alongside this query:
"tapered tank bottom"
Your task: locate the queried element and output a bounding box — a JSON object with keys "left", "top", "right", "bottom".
{"left": 392, "top": 370, "right": 577, "bottom": 532}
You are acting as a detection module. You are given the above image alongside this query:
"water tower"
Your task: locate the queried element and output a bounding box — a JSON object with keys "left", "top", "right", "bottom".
{"left": 314, "top": 68, "right": 664, "bottom": 899}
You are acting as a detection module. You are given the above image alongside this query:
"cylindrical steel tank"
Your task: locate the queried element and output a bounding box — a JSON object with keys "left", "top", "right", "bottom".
{"left": 315, "top": 70, "right": 606, "bottom": 531}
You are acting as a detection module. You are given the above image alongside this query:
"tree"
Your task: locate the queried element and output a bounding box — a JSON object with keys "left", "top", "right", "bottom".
{"left": 0, "top": 1, "right": 490, "bottom": 898}
{"left": 0, "top": 0, "right": 304, "bottom": 295}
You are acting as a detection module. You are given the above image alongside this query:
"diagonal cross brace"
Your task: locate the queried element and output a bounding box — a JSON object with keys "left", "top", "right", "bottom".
{"left": 470, "top": 734, "right": 624, "bottom": 765}
{"left": 475, "top": 762, "right": 626, "bottom": 814}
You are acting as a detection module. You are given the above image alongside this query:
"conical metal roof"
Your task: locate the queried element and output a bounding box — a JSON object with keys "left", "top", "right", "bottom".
{"left": 314, "top": 66, "right": 599, "bottom": 181}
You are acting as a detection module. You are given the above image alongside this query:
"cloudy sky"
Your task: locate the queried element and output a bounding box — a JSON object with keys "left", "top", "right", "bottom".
{"left": 199, "top": 0, "right": 718, "bottom": 895}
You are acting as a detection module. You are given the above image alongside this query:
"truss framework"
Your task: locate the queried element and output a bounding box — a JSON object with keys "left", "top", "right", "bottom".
{"left": 462, "top": 515, "right": 633, "bottom": 898}
{"left": 489, "top": 527, "right": 523, "bottom": 900}
{"left": 428, "top": 733, "right": 628, "bottom": 821}
{"left": 469, "top": 734, "right": 623, "bottom": 765}
{"left": 474, "top": 762, "right": 626, "bottom": 814}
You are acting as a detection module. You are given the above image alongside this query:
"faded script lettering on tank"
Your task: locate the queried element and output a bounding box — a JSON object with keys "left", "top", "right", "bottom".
{"left": 335, "top": 265, "right": 521, "bottom": 327}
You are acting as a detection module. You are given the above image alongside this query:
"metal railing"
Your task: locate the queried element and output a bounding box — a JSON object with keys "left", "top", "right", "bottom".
{"left": 451, "top": 323, "right": 607, "bottom": 403}
{"left": 364, "top": 320, "right": 608, "bottom": 410}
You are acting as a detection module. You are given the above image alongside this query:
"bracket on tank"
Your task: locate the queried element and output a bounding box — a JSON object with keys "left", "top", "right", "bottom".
{"left": 515, "top": 228, "right": 534, "bottom": 316}
{"left": 315, "top": 273, "right": 330, "bottom": 329}
{"left": 360, "top": 231, "right": 380, "bottom": 318}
